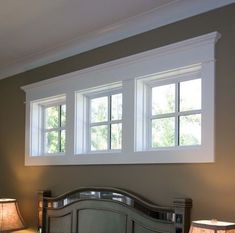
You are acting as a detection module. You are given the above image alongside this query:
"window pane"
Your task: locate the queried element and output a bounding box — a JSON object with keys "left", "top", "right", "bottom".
{"left": 152, "top": 84, "right": 175, "bottom": 115}
{"left": 111, "top": 123, "right": 122, "bottom": 150}
{"left": 60, "top": 130, "right": 66, "bottom": 152}
{"left": 152, "top": 117, "right": 175, "bottom": 147}
{"left": 45, "top": 106, "right": 59, "bottom": 129}
{"left": 180, "top": 114, "right": 201, "bottom": 146}
{"left": 180, "top": 79, "right": 201, "bottom": 111}
{"left": 45, "top": 131, "right": 59, "bottom": 153}
{"left": 90, "top": 97, "right": 108, "bottom": 123}
{"left": 111, "top": 94, "right": 122, "bottom": 120}
{"left": 91, "top": 125, "right": 108, "bottom": 151}
{"left": 61, "top": 104, "right": 66, "bottom": 127}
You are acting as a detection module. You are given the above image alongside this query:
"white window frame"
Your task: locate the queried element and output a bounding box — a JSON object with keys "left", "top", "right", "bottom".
{"left": 75, "top": 83, "right": 122, "bottom": 155}
{"left": 144, "top": 65, "right": 202, "bottom": 150}
{"left": 22, "top": 32, "right": 220, "bottom": 166}
{"left": 27, "top": 95, "right": 66, "bottom": 157}
{"left": 86, "top": 89, "right": 122, "bottom": 153}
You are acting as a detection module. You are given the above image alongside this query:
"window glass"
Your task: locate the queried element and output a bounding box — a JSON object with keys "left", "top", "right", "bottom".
{"left": 44, "top": 103, "right": 66, "bottom": 154}
{"left": 180, "top": 79, "right": 201, "bottom": 112}
{"left": 111, "top": 94, "right": 122, "bottom": 120}
{"left": 150, "top": 78, "right": 202, "bottom": 149}
{"left": 179, "top": 114, "right": 201, "bottom": 146}
{"left": 61, "top": 105, "right": 66, "bottom": 127}
{"left": 61, "top": 130, "right": 66, "bottom": 152}
{"left": 152, "top": 84, "right": 175, "bottom": 115}
{"left": 89, "top": 92, "right": 122, "bottom": 152}
{"left": 45, "top": 131, "right": 59, "bottom": 153}
{"left": 152, "top": 118, "right": 175, "bottom": 148}
{"left": 111, "top": 123, "right": 122, "bottom": 150}
{"left": 91, "top": 125, "right": 108, "bottom": 151}
{"left": 90, "top": 96, "right": 108, "bottom": 123}
{"left": 45, "top": 106, "right": 59, "bottom": 129}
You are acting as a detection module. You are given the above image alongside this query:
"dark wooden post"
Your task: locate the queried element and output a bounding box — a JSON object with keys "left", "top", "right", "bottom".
{"left": 38, "top": 190, "right": 51, "bottom": 233}
{"left": 173, "top": 198, "right": 192, "bottom": 233}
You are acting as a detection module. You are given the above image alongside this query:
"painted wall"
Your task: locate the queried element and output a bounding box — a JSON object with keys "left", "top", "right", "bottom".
{"left": 0, "top": 4, "right": 235, "bottom": 228}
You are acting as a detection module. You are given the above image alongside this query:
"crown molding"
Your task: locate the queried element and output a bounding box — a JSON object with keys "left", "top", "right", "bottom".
{"left": 21, "top": 31, "right": 221, "bottom": 91}
{"left": 0, "top": 0, "right": 234, "bottom": 80}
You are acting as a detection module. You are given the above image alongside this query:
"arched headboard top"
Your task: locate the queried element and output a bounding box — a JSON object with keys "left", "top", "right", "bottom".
{"left": 38, "top": 187, "right": 192, "bottom": 233}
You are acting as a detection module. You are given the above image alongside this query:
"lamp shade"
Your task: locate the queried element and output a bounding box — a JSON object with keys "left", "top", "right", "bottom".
{"left": 0, "top": 198, "right": 25, "bottom": 232}
{"left": 190, "top": 220, "right": 235, "bottom": 233}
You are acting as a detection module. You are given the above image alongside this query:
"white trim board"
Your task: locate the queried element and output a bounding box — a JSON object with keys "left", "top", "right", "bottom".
{"left": 22, "top": 32, "right": 220, "bottom": 166}
{"left": 1, "top": 0, "right": 234, "bottom": 80}
{"left": 21, "top": 32, "right": 221, "bottom": 92}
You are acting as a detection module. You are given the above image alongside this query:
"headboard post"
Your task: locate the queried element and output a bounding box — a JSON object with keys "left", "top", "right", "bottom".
{"left": 38, "top": 190, "right": 51, "bottom": 233}
{"left": 173, "top": 198, "right": 192, "bottom": 233}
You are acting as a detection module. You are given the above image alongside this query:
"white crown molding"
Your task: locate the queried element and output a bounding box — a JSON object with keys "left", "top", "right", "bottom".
{"left": 21, "top": 31, "right": 221, "bottom": 91}
{"left": 1, "top": 0, "right": 234, "bottom": 80}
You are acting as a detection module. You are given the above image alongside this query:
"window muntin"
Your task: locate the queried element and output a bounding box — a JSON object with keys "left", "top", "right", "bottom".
{"left": 88, "top": 92, "right": 122, "bottom": 152}
{"left": 148, "top": 76, "right": 202, "bottom": 149}
{"left": 43, "top": 103, "right": 66, "bottom": 154}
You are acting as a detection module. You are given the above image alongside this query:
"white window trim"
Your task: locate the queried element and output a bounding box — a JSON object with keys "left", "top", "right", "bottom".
{"left": 82, "top": 87, "right": 122, "bottom": 153}
{"left": 75, "top": 83, "right": 122, "bottom": 155}
{"left": 139, "top": 65, "right": 202, "bottom": 150}
{"left": 22, "top": 32, "right": 220, "bottom": 166}
{"left": 27, "top": 95, "right": 66, "bottom": 157}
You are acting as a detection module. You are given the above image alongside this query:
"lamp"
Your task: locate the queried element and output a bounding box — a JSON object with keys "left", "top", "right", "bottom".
{"left": 190, "top": 220, "right": 235, "bottom": 233}
{"left": 0, "top": 198, "right": 25, "bottom": 232}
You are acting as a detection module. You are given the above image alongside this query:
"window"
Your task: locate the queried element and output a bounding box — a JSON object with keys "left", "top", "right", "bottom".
{"left": 22, "top": 32, "right": 220, "bottom": 165}
{"left": 75, "top": 84, "right": 122, "bottom": 154}
{"left": 135, "top": 64, "right": 207, "bottom": 155}
{"left": 43, "top": 103, "right": 66, "bottom": 154}
{"left": 88, "top": 92, "right": 122, "bottom": 152}
{"left": 147, "top": 70, "right": 202, "bottom": 149}
{"left": 28, "top": 95, "right": 66, "bottom": 157}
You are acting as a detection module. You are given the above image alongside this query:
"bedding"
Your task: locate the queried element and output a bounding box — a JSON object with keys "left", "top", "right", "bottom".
{"left": 37, "top": 187, "right": 192, "bottom": 233}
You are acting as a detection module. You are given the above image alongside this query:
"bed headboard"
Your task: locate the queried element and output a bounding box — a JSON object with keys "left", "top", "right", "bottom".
{"left": 38, "top": 187, "right": 192, "bottom": 233}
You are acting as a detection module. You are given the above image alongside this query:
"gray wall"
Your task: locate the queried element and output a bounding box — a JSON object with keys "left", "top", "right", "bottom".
{"left": 0, "top": 4, "right": 235, "bottom": 228}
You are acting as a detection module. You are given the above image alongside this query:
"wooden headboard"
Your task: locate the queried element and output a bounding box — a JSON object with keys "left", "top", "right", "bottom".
{"left": 38, "top": 187, "right": 192, "bottom": 233}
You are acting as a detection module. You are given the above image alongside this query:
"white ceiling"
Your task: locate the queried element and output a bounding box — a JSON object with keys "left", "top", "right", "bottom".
{"left": 0, "top": 0, "right": 234, "bottom": 80}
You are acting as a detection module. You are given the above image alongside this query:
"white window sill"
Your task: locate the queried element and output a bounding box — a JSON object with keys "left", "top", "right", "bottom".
{"left": 25, "top": 147, "right": 214, "bottom": 166}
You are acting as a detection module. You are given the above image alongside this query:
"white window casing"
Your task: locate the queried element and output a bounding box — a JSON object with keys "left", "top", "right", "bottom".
{"left": 75, "top": 83, "right": 122, "bottom": 154}
{"left": 136, "top": 65, "right": 202, "bottom": 151}
{"left": 28, "top": 95, "right": 66, "bottom": 157}
{"left": 22, "top": 31, "right": 220, "bottom": 166}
